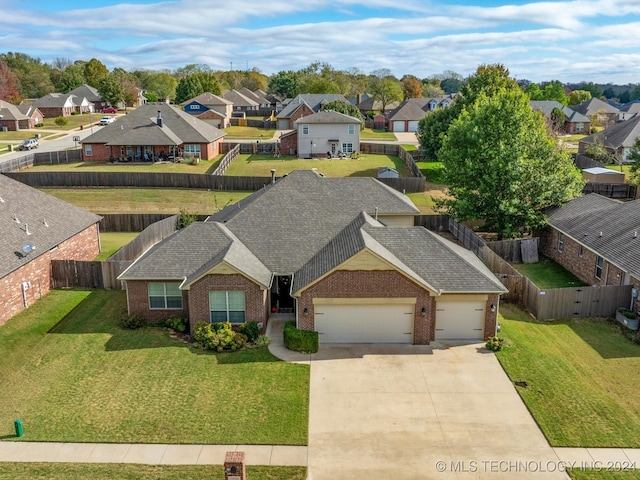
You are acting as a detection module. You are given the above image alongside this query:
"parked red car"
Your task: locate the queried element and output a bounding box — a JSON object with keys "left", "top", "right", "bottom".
{"left": 101, "top": 107, "right": 118, "bottom": 114}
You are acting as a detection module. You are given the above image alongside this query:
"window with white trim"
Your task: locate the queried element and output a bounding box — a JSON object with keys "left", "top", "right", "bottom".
{"left": 302, "top": 124, "right": 309, "bottom": 135}
{"left": 84, "top": 144, "right": 92, "bottom": 156}
{"left": 341, "top": 142, "right": 354, "bottom": 153}
{"left": 578, "top": 245, "right": 584, "bottom": 257}
{"left": 184, "top": 144, "right": 201, "bottom": 156}
{"left": 148, "top": 282, "right": 182, "bottom": 309}
{"left": 575, "top": 123, "right": 584, "bottom": 132}
{"left": 595, "top": 256, "right": 603, "bottom": 279}
{"left": 209, "top": 291, "right": 245, "bottom": 323}
{"left": 557, "top": 233, "right": 564, "bottom": 252}
{"left": 348, "top": 124, "right": 356, "bottom": 135}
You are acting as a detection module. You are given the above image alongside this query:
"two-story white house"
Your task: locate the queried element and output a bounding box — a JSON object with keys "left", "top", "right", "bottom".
{"left": 294, "top": 110, "right": 362, "bottom": 158}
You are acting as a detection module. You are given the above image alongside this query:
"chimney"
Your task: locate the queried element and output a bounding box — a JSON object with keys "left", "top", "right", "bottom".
{"left": 157, "top": 110, "right": 163, "bottom": 128}
{"left": 270, "top": 169, "right": 276, "bottom": 184}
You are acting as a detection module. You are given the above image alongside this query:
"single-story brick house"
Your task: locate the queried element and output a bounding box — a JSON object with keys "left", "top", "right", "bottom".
{"left": 33, "top": 93, "right": 91, "bottom": 117}
{"left": 0, "top": 100, "right": 43, "bottom": 131}
{"left": 385, "top": 96, "right": 454, "bottom": 133}
{"left": 530, "top": 100, "right": 591, "bottom": 134}
{"left": 540, "top": 194, "right": 640, "bottom": 313}
{"left": 578, "top": 114, "right": 640, "bottom": 163}
{"left": 119, "top": 170, "right": 506, "bottom": 344}
{"left": 69, "top": 84, "right": 106, "bottom": 111}
{"left": 80, "top": 103, "right": 226, "bottom": 162}
{"left": 0, "top": 174, "right": 102, "bottom": 325}
{"left": 572, "top": 97, "right": 620, "bottom": 128}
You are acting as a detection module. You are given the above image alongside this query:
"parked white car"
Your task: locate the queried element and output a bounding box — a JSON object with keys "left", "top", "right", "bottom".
{"left": 99, "top": 116, "right": 115, "bottom": 126}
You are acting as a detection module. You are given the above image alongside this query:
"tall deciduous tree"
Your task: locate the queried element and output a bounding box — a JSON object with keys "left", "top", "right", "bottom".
{"left": 58, "top": 63, "right": 85, "bottom": 92}
{"left": 627, "top": 138, "right": 640, "bottom": 185}
{"left": 320, "top": 100, "right": 364, "bottom": 128}
{"left": 0, "top": 61, "right": 20, "bottom": 102}
{"left": 402, "top": 76, "right": 423, "bottom": 99}
{"left": 98, "top": 73, "right": 124, "bottom": 106}
{"left": 541, "top": 80, "right": 568, "bottom": 105}
{"left": 568, "top": 89, "right": 591, "bottom": 105}
{"left": 437, "top": 88, "right": 583, "bottom": 239}
{"left": 145, "top": 72, "right": 177, "bottom": 101}
{"left": 0, "top": 52, "right": 54, "bottom": 98}
{"left": 267, "top": 70, "right": 300, "bottom": 98}
{"left": 84, "top": 58, "right": 108, "bottom": 87}
{"left": 369, "top": 77, "right": 402, "bottom": 112}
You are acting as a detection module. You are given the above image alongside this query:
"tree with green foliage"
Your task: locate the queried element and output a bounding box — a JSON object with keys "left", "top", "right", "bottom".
{"left": 58, "top": 63, "right": 85, "bottom": 93}
{"left": 627, "top": 138, "right": 640, "bottom": 185}
{"left": 97, "top": 73, "right": 124, "bottom": 106}
{"left": 369, "top": 77, "right": 402, "bottom": 112}
{"left": 436, "top": 88, "right": 583, "bottom": 239}
{"left": 524, "top": 83, "right": 543, "bottom": 100}
{"left": 174, "top": 76, "right": 202, "bottom": 104}
{"left": 568, "top": 89, "right": 591, "bottom": 105}
{"left": 402, "top": 76, "right": 423, "bottom": 99}
{"left": 602, "top": 87, "right": 616, "bottom": 99}
{"left": 83, "top": 58, "right": 108, "bottom": 87}
{"left": 541, "top": 80, "right": 568, "bottom": 105}
{"left": 320, "top": 100, "right": 364, "bottom": 129}
{"left": 145, "top": 72, "right": 177, "bottom": 101}
{"left": 267, "top": 70, "right": 300, "bottom": 98}
{"left": 0, "top": 52, "right": 54, "bottom": 99}
{"left": 550, "top": 107, "right": 566, "bottom": 133}
{"left": 580, "top": 82, "right": 603, "bottom": 99}
{"left": 415, "top": 107, "right": 459, "bottom": 160}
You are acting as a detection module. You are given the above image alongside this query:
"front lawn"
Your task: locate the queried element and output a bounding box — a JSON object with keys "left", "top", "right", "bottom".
{"left": 0, "top": 289, "right": 309, "bottom": 445}
{"left": 360, "top": 128, "right": 397, "bottom": 140}
{"left": 496, "top": 304, "right": 640, "bottom": 447}
{"left": 95, "top": 232, "right": 139, "bottom": 260}
{"left": 223, "top": 153, "right": 409, "bottom": 177}
{"left": 0, "top": 463, "right": 306, "bottom": 480}
{"left": 27, "top": 158, "right": 222, "bottom": 174}
{"left": 41, "top": 188, "right": 252, "bottom": 214}
{"left": 512, "top": 257, "right": 588, "bottom": 288}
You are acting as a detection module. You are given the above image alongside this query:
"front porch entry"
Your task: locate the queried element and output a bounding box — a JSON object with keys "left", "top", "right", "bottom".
{"left": 271, "top": 275, "right": 295, "bottom": 314}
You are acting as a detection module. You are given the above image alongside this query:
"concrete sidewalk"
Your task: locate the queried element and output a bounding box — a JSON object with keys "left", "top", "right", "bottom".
{"left": 0, "top": 442, "right": 307, "bottom": 466}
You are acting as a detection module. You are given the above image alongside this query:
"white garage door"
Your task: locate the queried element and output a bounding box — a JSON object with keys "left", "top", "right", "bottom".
{"left": 392, "top": 121, "right": 406, "bottom": 132}
{"left": 407, "top": 121, "right": 420, "bottom": 132}
{"left": 435, "top": 297, "right": 486, "bottom": 340}
{"left": 277, "top": 119, "right": 290, "bottom": 130}
{"left": 315, "top": 303, "right": 414, "bottom": 343}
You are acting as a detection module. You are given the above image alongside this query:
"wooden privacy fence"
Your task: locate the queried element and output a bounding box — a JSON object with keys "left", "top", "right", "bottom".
{"left": 109, "top": 214, "right": 178, "bottom": 262}
{"left": 486, "top": 238, "right": 539, "bottom": 263}
{"left": 0, "top": 150, "right": 83, "bottom": 173}
{"left": 583, "top": 182, "right": 636, "bottom": 199}
{"left": 51, "top": 260, "right": 131, "bottom": 290}
{"left": 0, "top": 153, "right": 35, "bottom": 172}
{"left": 574, "top": 153, "right": 602, "bottom": 169}
{"left": 212, "top": 144, "right": 240, "bottom": 176}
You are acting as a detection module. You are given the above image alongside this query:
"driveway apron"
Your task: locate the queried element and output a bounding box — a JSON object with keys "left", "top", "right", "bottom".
{"left": 307, "top": 343, "right": 569, "bottom": 480}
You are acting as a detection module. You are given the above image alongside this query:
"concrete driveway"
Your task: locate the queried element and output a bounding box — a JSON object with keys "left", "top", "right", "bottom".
{"left": 308, "top": 343, "right": 569, "bottom": 480}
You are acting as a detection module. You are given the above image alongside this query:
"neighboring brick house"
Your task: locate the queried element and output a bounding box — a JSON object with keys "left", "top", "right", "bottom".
{"left": 68, "top": 84, "right": 106, "bottom": 111}
{"left": 0, "top": 100, "right": 43, "bottom": 131}
{"left": 276, "top": 94, "right": 349, "bottom": 130}
{"left": 222, "top": 89, "right": 260, "bottom": 114}
{"left": 530, "top": 100, "right": 591, "bottom": 134}
{"left": 572, "top": 97, "right": 620, "bottom": 128}
{"left": 578, "top": 114, "right": 640, "bottom": 162}
{"left": 119, "top": 170, "right": 506, "bottom": 344}
{"left": 180, "top": 92, "right": 233, "bottom": 128}
{"left": 0, "top": 174, "right": 102, "bottom": 325}
{"left": 80, "top": 103, "right": 226, "bottom": 162}
{"left": 385, "top": 96, "right": 454, "bottom": 133}
{"left": 540, "top": 194, "right": 640, "bottom": 313}
{"left": 33, "top": 93, "right": 91, "bottom": 117}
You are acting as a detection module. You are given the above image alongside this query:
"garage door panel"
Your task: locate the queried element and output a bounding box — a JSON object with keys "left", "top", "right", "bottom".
{"left": 315, "top": 304, "right": 413, "bottom": 343}
{"left": 435, "top": 300, "right": 485, "bottom": 340}
{"left": 392, "top": 121, "right": 405, "bottom": 132}
{"left": 407, "top": 121, "right": 419, "bottom": 132}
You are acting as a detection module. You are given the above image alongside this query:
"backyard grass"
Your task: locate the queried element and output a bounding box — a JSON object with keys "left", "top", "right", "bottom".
{"left": 95, "top": 232, "right": 139, "bottom": 260}
{"left": 41, "top": 188, "right": 252, "bottom": 214}
{"left": 407, "top": 192, "right": 438, "bottom": 214}
{"left": 360, "top": 128, "right": 397, "bottom": 140}
{"left": 606, "top": 164, "right": 632, "bottom": 174}
{"left": 0, "top": 463, "right": 306, "bottom": 480}
{"left": 416, "top": 161, "right": 446, "bottom": 185}
{"left": 223, "top": 125, "right": 276, "bottom": 139}
{"left": 567, "top": 469, "right": 639, "bottom": 479}
{"left": 496, "top": 303, "right": 640, "bottom": 447}
{"left": 0, "top": 289, "right": 309, "bottom": 445}
{"left": 26, "top": 157, "right": 222, "bottom": 174}
{"left": 512, "top": 257, "right": 588, "bottom": 288}
{"left": 223, "top": 153, "right": 409, "bottom": 177}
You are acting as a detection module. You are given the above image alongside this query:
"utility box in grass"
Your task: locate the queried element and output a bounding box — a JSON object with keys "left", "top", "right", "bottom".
{"left": 224, "top": 451, "right": 246, "bottom": 480}
{"left": 14, "top": 420, "right": 23, "bottom": 437}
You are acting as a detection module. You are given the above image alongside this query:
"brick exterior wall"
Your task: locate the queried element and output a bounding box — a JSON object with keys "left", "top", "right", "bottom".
{"left": 187, "top": 274, "right": 267, "bottom": 331}
{"left": 541, "top": 227, "right": 640, "bottom": 312}
{"left": 0, "top": 223, "right": 100, "bottom": 325}
{"left": 39, "top": 107, "right": 71, "bottom": 118}
{"left": 280, "top": 132, "right": 297, "bottom": 156}
{"left": 82, "top": 139, "right": 223, "bottom": 162}
{"left": 285, "top": 104, "right": 315, "bottom": 130}
{"left": 485, "top": 294, "right": 500, "bottom": 340}
{"left": 125, "top": 280, "right": 189, "bottom": 322}
{"left": 297, "top": 270, "right": 433, "bottom": 345}
{"left": 565, "top": 120, "right": 590, "bottom": 135}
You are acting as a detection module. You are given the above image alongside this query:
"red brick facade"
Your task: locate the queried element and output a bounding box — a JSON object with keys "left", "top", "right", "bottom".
{"left": 297, "top": 270, "right": 434, "bottom": 344}
{"left": 279, "top": 131, "right": 297, "bottom": 156}
{"left": 125, "top": 280, "right": 190, "bottom": 322}
{"left": 541, "top": 228, "right": 640, "bottom": 312}
{"left": 283, "top": 104, "right": 315, "bottom": 130}
{"left": 82, "top": 139, "right": 223, "bottom": 162}
{"left": 484, "top": 293, "right": 500, "bottom": 340}
{"left": 0, "top": 224, "right": 100, "bottom": 325}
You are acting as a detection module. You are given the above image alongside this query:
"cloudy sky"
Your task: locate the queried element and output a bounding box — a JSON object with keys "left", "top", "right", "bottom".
{"left": 2, "top": 0, "right": 640, "bottom": 83}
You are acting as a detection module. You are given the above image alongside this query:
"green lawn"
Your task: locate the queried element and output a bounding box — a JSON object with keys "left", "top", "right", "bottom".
{"left": 41, "top": 188, "right": 252, "bottom": 214}
{"left": 95, "top": 232, "right": 139, "bottom": 260}
{"left": 606, "top": 164, "right": 632, "bottom": 174}
{"left": 39, "top": 112, "right": 103, "bottom": 131}
{"left": 512, "top": 257, "right": 588, "bottom": 288}
{"left": 496, "top": 304, "right": 640, "bottom": 447}
{"left": 223, "top": 125, "right": 276, "bottom": 139}
{"left": 0, "top": 463, "right": 306, "bottom": 480}
{"left": 28, "top": 158, "right": 222, "bottom": 174}
{"left": 416, "top": 161, "right": 446, "bottom": 185}
{"left": 0, "top": 289, "right": 309, "bottom": 445}
{"left": 224, "top": 153, "right": 409, "bottom": 177}
{"left": 0, "top": 130, "right": 40, "bottom": 142}
{"left": 407, "top": 192, "right": 437, "bottom": 214}
{"left": 360, "top": 128, "right": 397, "bottom": 140}
{"left": 567, "top": 469, "right": 639, "bottom": 479}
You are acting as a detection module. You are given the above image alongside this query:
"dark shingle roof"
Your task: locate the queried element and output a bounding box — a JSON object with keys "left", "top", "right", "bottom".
{"left": 179, "top": 92, "right": 231, "bottom": 107}
{"left": 386, "top": 98, "right": 430, "bottom": 121}
{"left": 572, "top": 97, "right": 620, "bottom": 116}
{"left": 0, "top": 100, "right": 28, "bottom": 121}
{"left": 546, "top": 194, "right": 640, "bottom": 278}
{"left": 34, "top": 93, "right": 80, "bottom": 108}
{"left": 222, "top": 90, "right": 259, "bottom": 108}
{"left": 277, "top": 94, "right": 348, "bottom": 118}
{"left": 294, "top": 110, "right": 361, "bottom": 125}
{"left": 530, "top": 101, "right": 590, "bottom": 123}
{"left": 68, "top": 84, "right": 102, "bottom": 103}
{"left": 579, "top": 115, "right": 640, "bottom": 149}
{"left": 0, "top": 175, "right": 102, "bottom": 278}
{"left": 82, "top": 103, "right": 226, "bottom": 146}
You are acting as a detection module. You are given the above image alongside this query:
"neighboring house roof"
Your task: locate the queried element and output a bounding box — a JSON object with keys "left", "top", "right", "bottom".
{"left": 386, "top": 99, "right": 430, "bottom": 122}
{"left": 530, "top": 101, "right": 590, "bottom": 123}
{"left": 16, "top": 104, "right": 41, "bottom": 118}
{"left": 620, "top": 101, "right": 640, "bottom": 115}
{"left": 0, "top": 100, "right": 29, "bottom": 121}
{"left": 294, "top": 110, "right": 361, "bottom": 125}
{"left": 81, "top": 103, "right": 226, "bottom": 146}
{"left": 0, "top": 174, "right": 102, "bottom": 278}
{"left": 34, "top": 93, "right": 82, "bottom": 108}
{"left": 68, "top": 84, "right": 102, "bottom": 103}
{"left": 238, "top": 88, "right": 269, "bottom": 105}
{"left": 120, "top": 169, "right": 504, "bottom": 295}
{"left": 179, "top": 92, "right": 231, "bottom": 107}
{"left": 579, "top": 114, "right": 640, "bottom": 150}
{"left": 546, "top": 194, "right": 640, "bottom": 279}
{"left": 222, "top": 90, "right": 259, "bottom": 108}
{"left": 572, "top": 97, "right": 620, "bottom": 116}
{"left": 277, "top": 94, "right": 349, "bottom": 119}
{"left": 357, "top": 97, "right": 400, "bottom": 112}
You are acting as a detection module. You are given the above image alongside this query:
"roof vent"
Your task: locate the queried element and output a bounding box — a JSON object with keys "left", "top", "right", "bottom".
{"left": 157, "top": 110, "right": 163, "bottom": 128}
{"left": 0, "top": 195, "right": 4, "bottom": 202}
{"left": 24, "top": 223, "right": 31, "bottom": 235}
{"left": 14, "top": 216, "right": 20, "bottom": 224}
{"left": 599, "top": 231, "right": 603, "bottom": 237}
{"left": 43, "top": 219, "right": 49, "bottom": 227}
{"left": 635, "top": 231, "right": 638, "bottom": 238}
